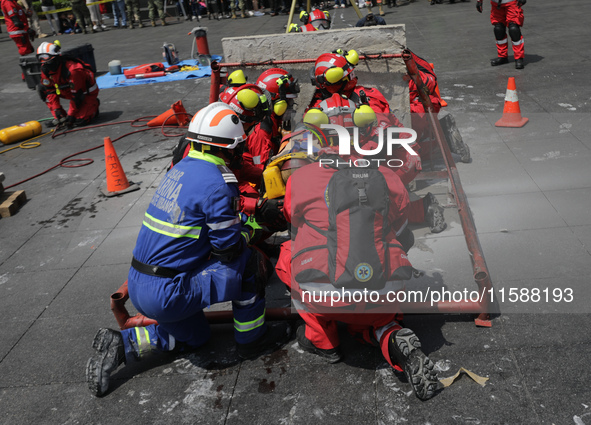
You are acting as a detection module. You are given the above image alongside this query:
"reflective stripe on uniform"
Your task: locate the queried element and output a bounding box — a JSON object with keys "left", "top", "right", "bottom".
{"left": 143, "top": 212, "right": 202, "bottom": 239}
{"left": 207, "top": 217, "right": 240, "bottom": 230}
{"left": 396, "top": 219, "right": 409, "bottom": 236}
{"left": 374, "top": 319, "right": 401, "bottom": 343}
{"left": 134, "top": 327, "right": 151, "bottom": 355}
{"left": 234, "top": 309, "right": 266, "bottom": 332}
{"left": 252, "top": 155, "right": 262, "bottom": 165}
{"left": 86, "top": 83, "right": 98, "bottom": 93}
{"left": 512, "top": 38, "right": 524, "bottom": 46}
{"left": 168, "top": 334, "right": 176, "bottom": 351}
{"left": 8, "top": 30, "right": 27, "bottom": 35}
{"left": 496, "top": 38, "right": 508, "bottom": 45}
{"left": 233, "top": 294, "right": 258, "bottom": 307}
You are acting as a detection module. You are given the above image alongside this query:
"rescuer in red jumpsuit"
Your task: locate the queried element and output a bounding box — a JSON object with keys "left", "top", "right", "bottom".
{"left": 477, "top": 0, "right": 526, "bottom": 69}
{"left": 307, "top": 50, "right": 447, "bottom": 234}
{"left": 1, "top": 0, "right": 35, "bottom": 56}
{"left": 36, "top": 42, "right": 100, "bottom": 127}
{"left": 273, "top": 127, "right": 439, "bottom": 401}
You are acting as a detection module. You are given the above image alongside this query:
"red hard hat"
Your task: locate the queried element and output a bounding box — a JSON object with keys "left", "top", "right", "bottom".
{"left": 314, "top": 52, "right": 357, "bottom": 94}
{"left": 310, "top": 9, "right": 331, "bottom": 29}
{"left": 219, "top": 84, "right": 271, "bottom": 125}
{"left": 256, "top": 68, "right": 300, "bottom": 102}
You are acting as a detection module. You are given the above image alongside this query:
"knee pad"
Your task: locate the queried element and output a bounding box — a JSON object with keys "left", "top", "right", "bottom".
{"left": 37, "top": 84, "right": 48, "bottom": 102}
{"left": 493, "top": 24, "right": 506, "bottom": 40}
{"left": 508, "top": 23, "right": 522, "bottom": 42}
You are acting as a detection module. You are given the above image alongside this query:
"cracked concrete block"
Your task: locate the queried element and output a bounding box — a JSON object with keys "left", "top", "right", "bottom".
{"left": 221, "top": 25, "right": 410, "bottom": 125}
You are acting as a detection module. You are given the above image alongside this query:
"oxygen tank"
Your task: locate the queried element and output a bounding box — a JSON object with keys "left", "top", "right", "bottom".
{"left": 0, "top": 121, "right": 42, "bottom": 145}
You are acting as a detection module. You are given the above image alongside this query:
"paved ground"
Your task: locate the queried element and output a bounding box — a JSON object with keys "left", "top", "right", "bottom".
{"left": 1, "top": 0, "right": 591, "bottom": 424}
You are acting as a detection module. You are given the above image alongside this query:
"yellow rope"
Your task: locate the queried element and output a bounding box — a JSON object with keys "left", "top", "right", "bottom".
{"left": 0, "top": 129, "right": 54, "bottom": 155}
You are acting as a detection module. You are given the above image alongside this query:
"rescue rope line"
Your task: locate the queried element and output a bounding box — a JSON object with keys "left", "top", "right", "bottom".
{"left": 3, "top": 116, "right": 190, "bottom": 190}
{"left": 0, "top": 129, "right": 53, "bottom": 155}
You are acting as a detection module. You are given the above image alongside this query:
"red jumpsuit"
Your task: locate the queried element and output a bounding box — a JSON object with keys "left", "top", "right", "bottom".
{"left": 1, "top": 0, "right": 33, "bottom": 56}
{"left": 276, "top": 158, "right": 411, "bottom": 369}
{"left": 490, "top": 0, "right": 525, "bottom": 60}
{"left": 39, "top": 59, "right": 100, "bottom": 124}
{"left": 408, "top": 58, "right": 442, "bottom": 161}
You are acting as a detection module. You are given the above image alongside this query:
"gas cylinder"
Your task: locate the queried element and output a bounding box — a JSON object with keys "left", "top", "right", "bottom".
{"left": 0, "top": 121, "right": 42, "bottom": 145}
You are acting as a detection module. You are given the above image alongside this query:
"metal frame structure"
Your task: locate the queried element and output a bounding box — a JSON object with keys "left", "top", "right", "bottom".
{"left": 111, "top": 49, "right": 494, "bottom": 330}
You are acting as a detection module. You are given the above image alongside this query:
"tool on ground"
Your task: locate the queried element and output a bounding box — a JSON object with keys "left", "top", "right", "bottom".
{"left": 188, "top": 27, "right": 212, "bottom": 67}
{"left": 124, "top": 63, "right": 166, "bottom": 79}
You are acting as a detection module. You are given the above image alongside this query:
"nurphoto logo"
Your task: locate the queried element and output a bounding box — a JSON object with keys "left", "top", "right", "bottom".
{"left": 308, "top": 124, "right": 419, "bottom": 168}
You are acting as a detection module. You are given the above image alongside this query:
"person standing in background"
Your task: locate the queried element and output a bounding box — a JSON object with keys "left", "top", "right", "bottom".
{"left": 86, "top": 0, "right": 108, "bottom": 31}
{"left": 41, "top": 0, "right": 60, "bottom": 35}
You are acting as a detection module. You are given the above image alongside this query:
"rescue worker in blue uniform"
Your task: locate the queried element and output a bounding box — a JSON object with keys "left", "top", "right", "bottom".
{"left": 86, "top": 102, "right": 291, "bottom": 397}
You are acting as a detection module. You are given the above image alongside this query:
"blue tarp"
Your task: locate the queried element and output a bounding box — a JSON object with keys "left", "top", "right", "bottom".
{"left": 96, "top": 57, "right": 222, "bottom": 89}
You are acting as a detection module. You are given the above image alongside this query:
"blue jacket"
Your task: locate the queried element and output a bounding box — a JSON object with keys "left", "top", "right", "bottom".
{"left": 132, "top": 150, "right": 243, "bottom": 271}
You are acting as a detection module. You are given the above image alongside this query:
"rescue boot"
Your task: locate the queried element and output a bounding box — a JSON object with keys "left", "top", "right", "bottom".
{"left": 296, "top": 325, "right": 342, "bottom": 363}
{"left": 379, "top": 4, "right": 385, "bottom": 15}
{"left": 515, "top": 58, "right": 524, "bottom": 69}
{"left": 161, "top": 18, "right": 167, "bottom": 26}
{"left": 423, "top": 192, "right": 446, "bottom": 233}
{"left": 231, "top": 10, "right": 237, "bottom": 18}
{"left": 128, "top": 22, "right": 134, "bottom": 29}
{"left": 151, "top": 20, "right": 156, "bottom": 26}
{"left": 86, "top": 328, "right": 128, "bottom": 397}
{"left": 138, "top": 21, "right": 144, "bottom": 28}
{"left": 236, "top": 322, "right": 292, "bottom": 360}
{"left": 388, "top": 328, "right": 439, "bottom": 401}
{"left": 490, "top": 56, "right": 509, "bottom": 66}
{"left": 241, "top": 10, "right": 246, "bottom": 18}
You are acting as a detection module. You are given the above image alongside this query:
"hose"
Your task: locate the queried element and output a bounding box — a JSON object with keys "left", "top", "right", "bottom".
{"left": 3, "top": 114, "right": 191, "bottom": 190}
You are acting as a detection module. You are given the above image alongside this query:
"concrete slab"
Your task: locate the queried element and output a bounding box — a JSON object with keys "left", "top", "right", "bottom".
{"left": 545, "top": 188, "right": 591, "bottom": 227}
{"left": 221, "top": 24, "right": 410, "bottom": 123}
{"left": 479, "top": 227, "right": 591, "bottom": 282}
{"left": 467, "top": 191, "right": 566, "bottom": 233}
{"left": 42, "top": 263, "right": 130, "bottom": 320}
{"left": 455, "top": 143, "right": 539, "bottom": 198}
{"left": 0, "top": 229, "right": 109, "bottom": 272}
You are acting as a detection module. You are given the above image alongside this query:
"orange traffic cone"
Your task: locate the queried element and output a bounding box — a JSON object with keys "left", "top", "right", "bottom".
{"left": 430, "top": 63, "right": 447, "bottom": 107}
{"left": 495, "top": 77, "right": 528, "bottom": 128}
{"left": 147, "top": 100, "right": 191, "bottom": 127}
{"left": 101, "top": 137, "right": 140, "bottom": 197}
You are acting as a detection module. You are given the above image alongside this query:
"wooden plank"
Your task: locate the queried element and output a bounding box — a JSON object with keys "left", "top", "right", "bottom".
{"left": 0, "top": 190, "right": 27, "bottom": 218}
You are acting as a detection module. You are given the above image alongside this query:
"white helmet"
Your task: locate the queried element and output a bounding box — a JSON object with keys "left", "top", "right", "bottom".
{"left": 186, "top": 102, "right": 247, "bottom": 149}
{"left": 36, "top": 42, "right": 61, "bottom": 62}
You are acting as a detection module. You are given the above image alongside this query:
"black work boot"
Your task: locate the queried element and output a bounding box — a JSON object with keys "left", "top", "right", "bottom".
{"left": 388, "top": 328, "right": 439, "bottom": 401}
{"left": 515, "top": 58, "right": 524, "bottom": 69}
{"left": 423, "top": 193, "right": 447, "bottom": 234}
{"left": 86, "top": 328, "right": 127, "bottom": 397}
{"left": 236, "top": 322, "right": 292, "bottom": 360}
{"left": 296, "top": 325, "right": 342, "bottom": 363}
{"left": 491, "top": 57, "right": 509, "bottom": 66}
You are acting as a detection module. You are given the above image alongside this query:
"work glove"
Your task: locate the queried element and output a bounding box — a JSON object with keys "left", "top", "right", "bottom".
{"left": 255, "top": 198, "right": 287, "bottom": 231}
{"left": 399, "top": 149, "right": 422, "bottom": 176}
{"left": 476, "top": 0, "right": 483, "bottom": 13}
{"left": 27, "top": 28, "right": 36, "bottom": 42}
{"left": 517, "top": 0, "right": 526, "bottom": 7}
{"left": 242, "top": 215, "right": 263, "bottom": 246}
{"left": 64, "top": 115, "right": 76, "bottom": 128}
